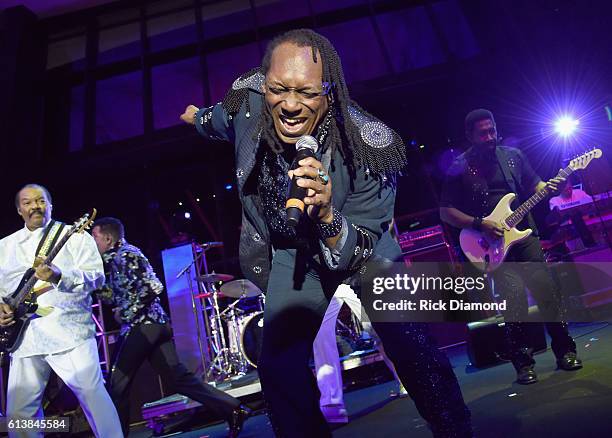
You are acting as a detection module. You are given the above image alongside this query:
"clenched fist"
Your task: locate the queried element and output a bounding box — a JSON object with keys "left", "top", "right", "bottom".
{"left": 34, "top": 256, "right": 62, "bottom": 284}
{"left": 180, "top": 105, "right": 199, "bottom": 125}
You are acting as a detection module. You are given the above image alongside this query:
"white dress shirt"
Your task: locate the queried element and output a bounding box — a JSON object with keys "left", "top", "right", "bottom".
{"left": 0, "top": 222, "right": 105, "bottom": 358}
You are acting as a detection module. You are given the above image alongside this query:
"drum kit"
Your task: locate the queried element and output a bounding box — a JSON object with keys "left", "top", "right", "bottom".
{"left": 177, "top": 242, "right": 265, "bottom": 382}
{"left": 178, "top": 241, "right": 367, "bottom": 383}
{"left": 197, "top": 273, "right": 264, "bottom": 379}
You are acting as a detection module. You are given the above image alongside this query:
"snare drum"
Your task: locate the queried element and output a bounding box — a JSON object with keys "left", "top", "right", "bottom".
{"left": 239, "top": 311, "right": 264, "bottom": 368}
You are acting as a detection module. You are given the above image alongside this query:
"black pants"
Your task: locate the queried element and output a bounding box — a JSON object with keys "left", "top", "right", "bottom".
{"left": 109, "top": 322, "right": 240, "bottom": 436}
{"left": 493, "top": 236, "right": 576, "bottom": 370}
{"left": 257, "top": 250, "right": 472, "bottom": 438}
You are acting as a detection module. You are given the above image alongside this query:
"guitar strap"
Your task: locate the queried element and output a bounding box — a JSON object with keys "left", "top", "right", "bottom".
{"left": 34, "top": 220, "right": 66, "bottom": 260}
{"left": 29, "top": 220, "right": 65, "bottom": 303}
{"left": 495, "top": 148, "right": 538, "bottom": 233}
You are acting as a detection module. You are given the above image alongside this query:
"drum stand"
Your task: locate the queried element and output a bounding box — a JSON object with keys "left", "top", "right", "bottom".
{"left": 190, "top": 244, "right": 234, "bottom": 381}
{"left": 180, "top": 244, "right": 266, "bottom": 381}
{"left": 178, "top": 243, "right": 235, "bottom": 382}
{"left": 220, "top": 300, "right": 250, "bottom": 376}
{"left": 201, "top": 283, "right": 232, "bottom": 380}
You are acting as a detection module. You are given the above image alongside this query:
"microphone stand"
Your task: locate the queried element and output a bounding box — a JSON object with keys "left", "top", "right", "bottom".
{"left": 176, "top": 249, "right": 203, "bottom": 279}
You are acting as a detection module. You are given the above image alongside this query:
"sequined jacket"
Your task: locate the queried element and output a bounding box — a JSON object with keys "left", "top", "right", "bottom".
{"left": 194, "top": 70, "right": 403, "bottom": 290}
{"left": 97, "top": 239, "right": 168, "bottom": 336}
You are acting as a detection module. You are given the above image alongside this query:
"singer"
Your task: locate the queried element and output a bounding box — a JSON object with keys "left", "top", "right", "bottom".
{"left": 181, "top": 29, "right": 471, "bottom": 437}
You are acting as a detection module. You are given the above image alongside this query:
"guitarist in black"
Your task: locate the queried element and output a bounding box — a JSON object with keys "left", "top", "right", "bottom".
{"left": 0, "top": 184, "right": 123, "bottom": 437}
{"left": 439, "top": 109, "right": 582, "bottom": 384}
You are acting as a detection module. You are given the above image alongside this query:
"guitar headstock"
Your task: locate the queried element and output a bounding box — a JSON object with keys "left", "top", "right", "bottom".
{"left": 72, "top": 208, "right": 97, "bottom": 234}
{"left": 569, "top": 148, "right": 603, "bottom": 171}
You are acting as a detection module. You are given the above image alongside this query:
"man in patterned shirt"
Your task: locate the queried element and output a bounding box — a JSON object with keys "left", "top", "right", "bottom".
{"left": 91, "top": 217, "right": 251, "bottom": 437}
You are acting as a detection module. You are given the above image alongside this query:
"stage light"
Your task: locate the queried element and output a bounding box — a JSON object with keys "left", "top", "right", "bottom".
{"left": 554, "top": 116, "right": 579, "bottom": 137}
{"left": 184, "top": 212, "right": 191, "bottom": 219}
{"left": 225, "top": 184, "right": 233, "bottom": 190}
{"left": 178, "top": 201, "right": 183, "bottom": 206}
{"left": 196, "top": 197, "right": 200, "bottom": 202}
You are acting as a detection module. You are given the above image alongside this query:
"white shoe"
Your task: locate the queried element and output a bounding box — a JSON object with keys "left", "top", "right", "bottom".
{"left": 320, "top": 404, "right": 349, "bottom": 423}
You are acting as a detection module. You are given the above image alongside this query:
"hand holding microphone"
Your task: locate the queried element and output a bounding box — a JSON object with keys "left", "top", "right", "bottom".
{"left": 286, "top": 135, "right": 333, "bottom": 227}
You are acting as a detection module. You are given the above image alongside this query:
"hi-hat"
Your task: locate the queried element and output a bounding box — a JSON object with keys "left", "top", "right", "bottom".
{"left": 196, "top": 273, "right": 234, "bottom": 283}
{"left": 220, "top": 279, "right": 262, "bottom": 298}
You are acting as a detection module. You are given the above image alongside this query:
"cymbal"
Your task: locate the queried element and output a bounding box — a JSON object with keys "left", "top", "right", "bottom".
{"left": 196, "top": 273, "right": 234, "bottom": 283}
{"left": 220, "top": 279, "right": 262, "bottom": 298}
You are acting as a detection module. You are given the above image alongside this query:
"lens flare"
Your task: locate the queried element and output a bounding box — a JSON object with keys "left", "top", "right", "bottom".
{"left": 554, "top": 116, "right": 579, "bottom": 137}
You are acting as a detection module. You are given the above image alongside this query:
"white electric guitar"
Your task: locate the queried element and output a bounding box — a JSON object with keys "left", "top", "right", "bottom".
{"left": 460, "top": 149, "right": 602, "bottom": 271}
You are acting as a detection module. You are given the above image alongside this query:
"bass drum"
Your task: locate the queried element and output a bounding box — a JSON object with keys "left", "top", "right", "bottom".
{"left": 239, "top": 311, "right": 264, "bottom": 368}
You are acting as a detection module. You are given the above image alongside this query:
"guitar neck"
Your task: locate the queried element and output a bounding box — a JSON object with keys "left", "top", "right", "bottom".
{"left": 505, "top": 166, "right": 574, "bottom": 228}
{"left": 10, "top": 226, "right": 73, "bottom": 307}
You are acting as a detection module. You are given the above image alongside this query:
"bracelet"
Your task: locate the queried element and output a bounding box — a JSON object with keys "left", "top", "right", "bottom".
{"left": 317, "top": 207, "right": 343, "bottom": 239}
{"left": 472, "top": 217, "right": 483, "bottom": 231}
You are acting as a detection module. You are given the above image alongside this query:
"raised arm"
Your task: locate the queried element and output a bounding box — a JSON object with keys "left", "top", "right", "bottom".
{"left": 180, "top": 102, "right": 235, "bottom": 143}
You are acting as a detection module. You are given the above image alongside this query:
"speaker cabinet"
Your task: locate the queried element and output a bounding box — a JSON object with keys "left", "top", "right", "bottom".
{"left": 466, "top": 319, "right": 547, "bottom": 368}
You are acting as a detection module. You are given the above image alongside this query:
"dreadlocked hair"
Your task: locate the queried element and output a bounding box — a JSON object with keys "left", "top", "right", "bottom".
{"left": 260, "top": 29, "right": 362, "bottom": 169}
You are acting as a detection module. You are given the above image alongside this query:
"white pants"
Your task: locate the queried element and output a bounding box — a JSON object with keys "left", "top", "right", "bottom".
{"left": 313, "top": 284, "right": 402, "bottom": 407}
{"left": 7, "top": 338, "right": 123, "bottom": 438}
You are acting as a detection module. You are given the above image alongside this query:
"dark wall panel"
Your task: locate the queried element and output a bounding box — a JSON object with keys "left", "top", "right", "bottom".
{"left": 206, "top": 42, "right": 261, "bottom": 104}
{"left": 95, "top": 70, "right": 143, "bottom": 143}
{"left": 376, "top": 6, "right": 447, "bottom": 71}
{"left": 152, "top": 56, "right": 203, "bottom": 130}
{"left": 318, "top": 18, "right": 390, "bottom": 83}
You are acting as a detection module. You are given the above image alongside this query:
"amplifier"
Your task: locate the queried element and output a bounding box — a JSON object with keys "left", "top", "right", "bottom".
{"left": 402, "top": 244, "right": 456, "bottom": 264}
{"left": 399, "top": 225, "right": 447, "bottom": 254}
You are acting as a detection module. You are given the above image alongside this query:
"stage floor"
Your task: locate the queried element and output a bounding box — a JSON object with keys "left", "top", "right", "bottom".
{"left": 131, "top": 320, "right": 612, "bottom": 437}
